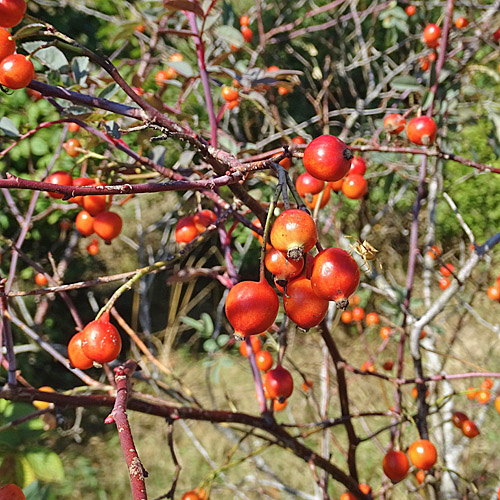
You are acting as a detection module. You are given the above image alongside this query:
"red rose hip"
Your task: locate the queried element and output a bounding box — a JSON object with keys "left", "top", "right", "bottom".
{"left": 270, "top": 208, "right": 317, "bottom": 261}
{"left": 303, "top": 134, "right": 353, "bottom": 182}
{"left": 225, "top": 279, "right": 279, "bottom": 337}
{"left": 311, "top": 247, "right": 360, "bottom": 309}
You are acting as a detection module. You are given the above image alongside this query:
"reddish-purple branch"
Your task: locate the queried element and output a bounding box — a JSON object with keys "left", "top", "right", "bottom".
{"left": 105, "top": 360, "right": 148, "bottom": 500}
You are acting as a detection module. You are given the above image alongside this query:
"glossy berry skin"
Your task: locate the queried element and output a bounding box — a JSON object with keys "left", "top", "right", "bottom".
{"left": 407, "top": 116, "right": 437, "bottom": 146}
{"left": 270, "top": 208, "right": 317, "bottom": 261}
{"left": 35, "top": 273, "right": 48, "bottom": 286}
{"left": 439, "top": 277, "right": 450, "bottom": 290}
{"left": 487, "top": 285, "right": 500, "bottom": 300}
{"left": 0, "top": 0, "right": 26, "bottom": 28}
{"left": 81, "top": 313, "right": 122, "bottom": 364}
{"left": 305, "top": 186, "right": 331, "bottom": 210}
{"left": 292, "top": 136, "right": 306, "bottom": 145}
{"left": 181, "top": 491, "right": 200, "bottom": 500}
{"left": 365, "top": 312, "right": 379, "bottom": 326}
{"left": 303, "top": 134, "right": 353, "bottom": 182}
{"left": 239, "top": 15, "right": 249, "bottom": 26}
{"left": 349, "top": 156, "right": 366, "bottom": 175}
{"left": 342, "top": 174, "right": 367, "bottom": 199}
{"left": 380, "top": 326, "right": 392, "bottom": 339}
{"left": 69, "top": 177, "right": 95, "bottom": 205}
{"left": 339, "top": 493, "right": 355, "bottom": 500}
{"left": 341, "top": 310, "right": 353, "bottom": 323}
{"left": 295, "top": 172, "right": 325, "bottom": 197}
{"left": 0, "top": 53, "right": 33, "bottom": 89}
{"left": 494, "top": 28, "right": 500, "bottom": 41}
{"left": 175, "top": 216, "right": 199, "bottom": 244}
{"left": 93, "top": 211, "right": 122, "bottom": 244}
{"left": 481, "top": 378, "right": 493, "bottom": 390}
{"left": 383, "top": 113, "right": 406, "bottom": 134}
{"left": 423, "top": 24, "right": 441, "bottom": 48}
{"left": 239, "top": 335, "right": 262, "bottom": 357}
{"left": 455, "top": 17, "right": 469, "bottom": 29}
{"left": 68, "top": 122, "right": 80, "bottom": 133}
{"left": 427, "top": 245, "right": 441, "bottom": 259}
{"left": 82, "top": 193, "right": 108, "bottom": 216}
{"left": 86, "top": 238, "right": 99, "bottom": 256}
{"left": 68, "top": 331, "right": 94, "bottom": 370}
{"left": 255, "top": 350, "right": 273, "bottom": 372}
{"left": 476, "top": 389, "right": 490, "bottom": 404}
{"left": 0, "top": 483, "right": 26, "bottom": 500}
{"left": 408, "top": 440, "right": 437, "bottom": 470}
{"left": 75, "top": 210, "right": 95, "bottom": 237}
{"left": 283, "top": 276, "right": 329, "bottom": 330}
{"left": 265, "top": 248, "right": 304, "bottom": 281}
{"left": 405, "top": 5, "right": 416, "bottom": 16}
{"left": 0, "top": 28, "right": 15, "bottom": 61}
{"left": 383, "top": 360, "right": 394, "bottom": 370}
{"left": 225, "top": 279, "right": 279, "bottom": 337}
{"left": 495, "top": 396, "right": 500, "bottom": 414}
{"left": 63, "top": 138, "right": 82, "bottom": 157}
{"left": 461, "top": 419, "right": 479, "bottom": 438}
{"left": 264, "top": 365, "right": 294, "bottom": 402}
{"left": 241, "top": 26, "right": 253, "bottom": 42}
{"left": 45, "top": 171, "right": 73, "bottom": 199}
{"left": 329, "top": 178, "right": 345, "bottom": 192}
{"left": 382, "top": 450, "right": 410, "bottom": 482}
{"left": 311, "top": 247, "right": 360, "bottom": 308}
{"left": 452, "top": 411, "right": 468, "bottom": 429}
{"left": 221, "top": 86, "right": 238, "bottom": 101}
{"left": 193, "top": 209, "right": 217, "bottom": 232}
{"left": 440, "top": 264, "right": 454, "bottom": 277}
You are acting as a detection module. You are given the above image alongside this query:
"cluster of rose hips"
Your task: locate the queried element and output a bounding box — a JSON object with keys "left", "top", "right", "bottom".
{"left": 382, "top": 439, "right": 437, "bottom": 483}
{"left": 154, "top": 52, "right": 184, "bottom": 86}
{"left": 174, "top": 209, "right": 218, "bottom": 244}
{"left": 45, "top": 161, "right": 123, "bottom": 249}
{"left": 0, "top": 0, "right": 35, "bottom": 90}
{"left": 466, "top": 377, "right": 498, "bottom": 407}
{"left": 298, "top": 135, "right": 368, "bottom": 201}
{"left": 451, "top": 411, "right": 480, "bottom": 439}
{"left": 426, "top": 245, "right": 456, "bottom": 290}
{"left": 239, "top": 15, "right": 252, "bottom": 43}
{"left": 383, "top": 112, "right": 437, "bottom": 146}
{"left": 67, "top": 312, "right": 122, "bottom": 369}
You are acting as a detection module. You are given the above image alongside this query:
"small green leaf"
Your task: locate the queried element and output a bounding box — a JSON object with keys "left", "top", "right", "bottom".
{"left": 24, "top": 448, "right": 64, "bottom": 483}
{"left": 98, "top": 83, "right": 119, "bottom": 100}
{"left": 0, "top": 117, "right": 20, "bottom": 137}
{"left": 215, "top": 25, "right": 244, "bottom": 48}
{"left": 201, "top": 312, "right": 214, "bottom": 335}
{"left": 169, "top": 60, "right": 193, "bottom": 78}
{"left": 35, "top": 46, "right": 70, "bottom": 72}
{"left": 390, "top": 75, "right": 422, "bottom": 92}
{"left": 72, "top": 57, "right": 89, "bottom": 86}
{"left": 180, "top": 316, "right": 204, "bottom": 331}
{"left": 203, "top": 338, "right": 217, "bottom": 352}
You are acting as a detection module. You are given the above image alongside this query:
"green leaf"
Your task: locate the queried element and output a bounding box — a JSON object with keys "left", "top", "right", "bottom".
{"left": 0, "top": 117, "right": 20, "bottom": 137}
{"left": 390, "top": 76, "right": 422, "bottom": 92}
{"left": 203, "top": 338, "right": 217, "bottom": 352}
{"left": 24, "top": 447, "right": 64, "bottom": 483}
{"left": 98, "top": 83, "right": 119, "bottom": 100}
{"left": 217, "top": 334, "right": 229, "bottom": 347}
{"left": 23, "top": 480, "right": 55, "bottom": 500}
{"left": 169, "top": 60, "right": 194, "bottom": 78}
{"left": 200, "top": 312, "right": 214, "bottom": 335}
{"left": 33, "top": 46, "right": 70, "bottom": 72}
{"left": 72, "top": 57, "right": 89, "bottom": 86}
{"left": 215, "top": 25, "right": 244, "bottom": 48}
{"left": 180, "top": 316, "right": 204, "bottom": 331}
